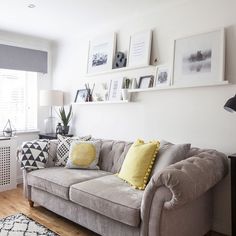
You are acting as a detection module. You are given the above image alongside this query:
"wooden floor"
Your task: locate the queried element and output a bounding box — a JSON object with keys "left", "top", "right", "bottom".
{"left": 0, "top": 185, "right": 227, "bottom": 236}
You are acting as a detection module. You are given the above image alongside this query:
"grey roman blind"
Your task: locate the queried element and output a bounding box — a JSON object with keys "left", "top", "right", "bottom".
{"left": 0, "top": 44, "right": 48, "bottom": 73}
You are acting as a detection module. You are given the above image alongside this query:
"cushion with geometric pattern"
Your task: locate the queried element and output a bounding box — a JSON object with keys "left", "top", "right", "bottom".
{"left": 19, "top": 139, "right": 49, "bottom": 170}
{"left": 55, "top": 134, "right": 92, "bottom": 166}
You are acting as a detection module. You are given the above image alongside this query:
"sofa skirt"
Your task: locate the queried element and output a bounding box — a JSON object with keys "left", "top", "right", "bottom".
{"left": 31, "top": 187, "right": 140, "bottom": 236}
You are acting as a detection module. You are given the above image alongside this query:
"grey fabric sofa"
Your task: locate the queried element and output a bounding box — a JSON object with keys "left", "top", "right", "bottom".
{"left": 22, "top": 139, "right": 228, "bottom": 236}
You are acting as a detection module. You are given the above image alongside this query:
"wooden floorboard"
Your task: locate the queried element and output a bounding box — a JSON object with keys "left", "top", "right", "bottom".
{"left": 0, "top": 185, "right": 227, "bottom": 236}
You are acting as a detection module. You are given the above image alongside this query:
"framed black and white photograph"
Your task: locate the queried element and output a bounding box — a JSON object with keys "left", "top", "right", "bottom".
{"left": 108, "top": 78, "right": 123, "bottom": 101}
{"left": 74, "top": 89, "right": 89, "bottom": 103}
{"left": 155, "top": 65, "right": 171, "bottom": 87}
{"left": 87, "top": 33, "right": 116, "bottom": 74}
{"left": 128, "top": 30, "right": 152, "bottom": 67}
{"left": 172, "top": 28, "right": 225, "bottom": 85}
{"left": 138, "top": 75, "right": 154, "bottom": 89}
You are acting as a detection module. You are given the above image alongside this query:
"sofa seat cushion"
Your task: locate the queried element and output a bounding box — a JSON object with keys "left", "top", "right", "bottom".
{"left": 27, "top": 167, "right": 111, "bottom": 200}
{"left": 70, "top": 175, "right": 143, "bottom": 227}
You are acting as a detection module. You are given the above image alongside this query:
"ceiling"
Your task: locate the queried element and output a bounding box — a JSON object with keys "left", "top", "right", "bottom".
{"left": 0, "top": 0, "right": 187, "bottom": 41}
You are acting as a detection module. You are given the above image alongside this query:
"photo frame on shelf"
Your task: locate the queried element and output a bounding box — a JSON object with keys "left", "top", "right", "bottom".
{"left": 128, "top": 30, "right": 152, "bottom": 67}
{"left": 87, "top": 33, "right": 116, "bottom": 74}
{"left": 155, "top": 65, "right": 171, "bottom": 87}
{"left": 109, "top": 78, "right": 123, "bottom": 101}
{"left": 74, "top": 89, "right": 90, "bottom": 103}
{"left": 172, "top": 28, "right": 225, "bottom": 85}
{"left": 92, "top": 81, "right": 111, "bottom": 101}
{"left": 138, "top": 75, "right": 154, "bottom": 89}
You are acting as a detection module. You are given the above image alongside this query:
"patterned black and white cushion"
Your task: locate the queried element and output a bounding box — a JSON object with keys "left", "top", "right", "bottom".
{"left": 55, "top": 134, "right": 91, "bottom": 166}
{"left": 20, "top": 140, "right": 49, "bottom": 170}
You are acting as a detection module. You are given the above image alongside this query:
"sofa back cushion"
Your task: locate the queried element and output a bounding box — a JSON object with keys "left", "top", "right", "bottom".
{"left": 98, "top": 140, "right": 133, "bottom": 173}
{"left": 150, "top": 140, "right": 191, "bottom": 178}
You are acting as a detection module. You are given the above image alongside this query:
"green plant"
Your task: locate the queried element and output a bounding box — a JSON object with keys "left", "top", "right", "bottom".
{"left": 58, "top": 105, "right": 73, "bottom": 127}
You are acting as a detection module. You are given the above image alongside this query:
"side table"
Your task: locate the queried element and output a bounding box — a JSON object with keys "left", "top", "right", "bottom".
{"left": 229, "top": 154, "right": 236, "bottom": 236}
{"left": 39, "top": 133, "right": 73, "bottom": 140}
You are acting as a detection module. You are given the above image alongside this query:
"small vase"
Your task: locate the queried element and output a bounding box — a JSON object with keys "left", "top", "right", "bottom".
{"left": 121, "top": 89, "right": 130, "bottom": 101}
{"left": 62, "top": 126, "right": 70, "bottom": 135}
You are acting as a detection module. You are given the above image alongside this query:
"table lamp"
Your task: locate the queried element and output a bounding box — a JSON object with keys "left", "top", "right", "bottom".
{"left": 224, "top": 94, "right": 236, "bottom": 112}
{"left": 40, "top": 90, "right": 63, "bottom": 134}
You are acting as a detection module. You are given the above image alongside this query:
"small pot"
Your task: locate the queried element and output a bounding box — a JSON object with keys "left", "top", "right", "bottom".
{"left": 62, "top": 126, "right": 70, "bottom": 135}
{"left": 121, "top": 89, "right": 130, "bottom": 101}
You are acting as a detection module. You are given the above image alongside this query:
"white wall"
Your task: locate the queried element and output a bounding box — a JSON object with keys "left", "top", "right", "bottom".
{"left": 52, "top": 0, "right": 235, "bottom": 234}
{"left": 0, "top": 30, "right": 52, "bottom": 182}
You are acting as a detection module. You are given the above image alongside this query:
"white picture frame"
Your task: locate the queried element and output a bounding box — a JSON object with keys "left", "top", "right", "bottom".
{"left": 87, "top": 33, "right": 116, "bottom": 74}
{"left": 92, "top": 81, "right": 111, "bottom": 101}
{"left": 108, "top": 78, "right": 123, "bottom": 101}
{"left": 172, "top": 28, "right": 225, "bottom": 86}
{"left": 155, "top": 65, "right": 171, "bottom": 87}
{"left": 128, "top": 30, "right": 152, "bottom": 67}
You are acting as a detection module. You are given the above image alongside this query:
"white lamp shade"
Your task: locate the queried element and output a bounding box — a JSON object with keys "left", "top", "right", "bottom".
{"left": 40, "top": 90, "right": 63, "bottom": 106}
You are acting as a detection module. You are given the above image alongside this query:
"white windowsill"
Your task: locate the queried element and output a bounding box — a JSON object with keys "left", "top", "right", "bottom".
{"left": 15, "top": 129, "right": 40, "bottom": 134}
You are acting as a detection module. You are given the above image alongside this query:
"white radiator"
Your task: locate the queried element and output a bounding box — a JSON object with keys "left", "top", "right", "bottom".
{"left": 0, "top": 137, "right": 17, "bottom": 192}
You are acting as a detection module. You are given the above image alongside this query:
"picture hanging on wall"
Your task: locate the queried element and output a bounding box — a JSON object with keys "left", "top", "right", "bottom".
{"left": 172, "top": 28, "right": 225, "bottom": 85}
{"left": 155, "top": 65, "right": 171, "bottom": 87}
{"left": 87, "top": 33, "right": 116, "bottom": 74}
{"left": 128, "top": 30, "right": 152, "bottom": 67}
{"left": 108, "top": 78, "right": 123, "bottom": 101}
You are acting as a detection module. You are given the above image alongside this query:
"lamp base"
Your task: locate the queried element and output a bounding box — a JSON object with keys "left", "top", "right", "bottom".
{"left": 44, "top": 117, "right": 56, "bottom": 134}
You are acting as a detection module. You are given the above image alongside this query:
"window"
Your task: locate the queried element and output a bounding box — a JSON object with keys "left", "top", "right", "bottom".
{"left": 0, "top": 69, "right": 37, "bottom": 132}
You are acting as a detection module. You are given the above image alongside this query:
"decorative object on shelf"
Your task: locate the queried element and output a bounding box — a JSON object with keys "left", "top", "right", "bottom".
{"left": 87, "top": 33, "right": 116, "bottom": 74}
{"left": 172, "top": 28, "right": 225, "bottom": 86}
{"left": 40, "top": 90, "right": 63, "bottom": 134}
{"left": 121, "top": 78, "right": 131, "bottom": 101}
{"left": 57, "top": 105, "right": 72, "bottom": 135}
{"left": 128, "top": 30, "right": 152, "bottom": 67}
{"left": 131, "top": 78, "right": 138, "bottom": 89}
{"left": 155, "top": 65, "right": 171, "bottom": 87}
{"left": 224, "top": 94, "right": 236, "bottom": 112}
{"left": 74, "top": 89, "right": 90, "bottom": 103}
{"left": 114, "top": 52, "right": 127, "bottom": 69}
{"left": 109, "top": 78, "right": 123, "bottom": 101}
{"left": 138, "top": 75, "right": 154, "bottom": 89}
{"left": 56, "top": 123, "right": 63, "bottom": 135}
{"left": 85, "top": 83, "right": 94, "bottom": 102}
{"left": 92, "top": 81, "right": 111, "bottom": 101}
{"left": 3, "top": 119, "right": 15, "bottom": 137}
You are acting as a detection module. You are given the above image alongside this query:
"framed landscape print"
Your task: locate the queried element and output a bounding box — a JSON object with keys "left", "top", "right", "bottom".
{"left": 128, "top": 30, "right": 152, "bottom": 67}
{"left": 87, "top": 33, "right": 116, "bottom": 74}
{"left": 155, "top": 65, "right": 171, "bottom": 87}
{"left": 172, "top": 28, "right": 225, "bottom": 85}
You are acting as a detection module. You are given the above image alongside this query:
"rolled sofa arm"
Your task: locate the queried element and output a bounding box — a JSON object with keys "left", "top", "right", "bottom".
{"left": 140, "top": 149, "right": 228, "bottom": 235}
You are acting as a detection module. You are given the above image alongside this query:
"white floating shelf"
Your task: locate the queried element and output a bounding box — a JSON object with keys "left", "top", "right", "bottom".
{"left": 84, "top": 65, "right": 156, "bottom": 77}
{"left": 128, "top": 81, "right": 230, "bottom": 93}
{"left": 73, "top": 100, "right": 130, "bottom": 105}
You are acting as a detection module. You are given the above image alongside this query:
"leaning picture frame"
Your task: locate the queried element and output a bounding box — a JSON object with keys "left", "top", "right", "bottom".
{"left": 74, "top": 89, "right": 89, "bottom": 103}
{"left": 172, "top": 28, "right": 225, "bottom": 86}
{"left": 108, "top": 78, "right": 123, "bottom": 101}
{"left": 155, "top": 65, "right": 171, "bottom": 87}
{"left": 128, "top": 30, "right": 152, "bottom": 67}
{"left": 138, "top": 75, "right": 154, "bottom": 89}
{"left": 87, "top": 33, "right": 116, "bottom": 74}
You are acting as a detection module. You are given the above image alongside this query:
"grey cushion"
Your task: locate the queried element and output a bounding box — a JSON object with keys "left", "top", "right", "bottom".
{"left": 150, "top": 140, "right": 191, "bottom": 177}
{"left": 98, "top": 140, "right": 133, "bottom": 173}
{"left": 27, "top": 167, "right": 111, "bottom": 200}
{"left": 69, "top": 175, "right": 143, "bottom": 227}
